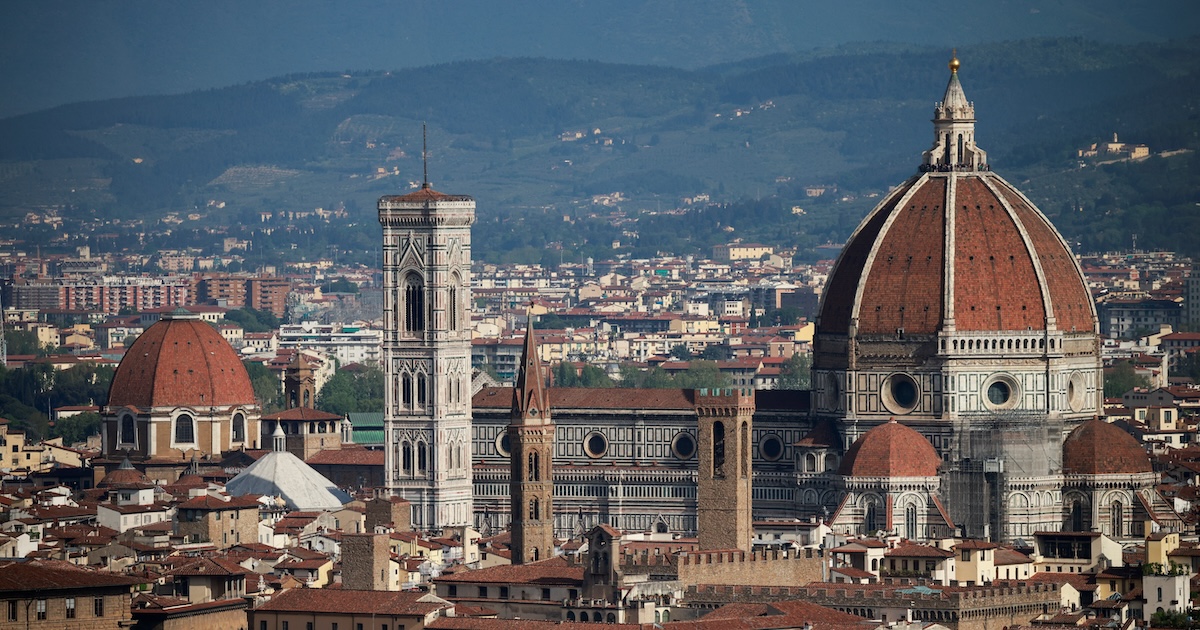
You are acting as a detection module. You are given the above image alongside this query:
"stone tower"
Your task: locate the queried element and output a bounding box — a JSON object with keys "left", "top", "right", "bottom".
{"left": 284, "top": 352, "right": 317, "bottom": 409}
{"left": 508, "top": 319, "right": 556, "bottom": 563}
{"left": 379, "top": 179, "right": 475, "bottom": 530}
{"left": 695, "top": 388, "right": 754, "bottom": 551}
{"left": 341, "top": 533, "right": 393, "bottom": 590}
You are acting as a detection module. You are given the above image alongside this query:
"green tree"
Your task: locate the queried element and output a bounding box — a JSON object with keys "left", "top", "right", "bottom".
{"left": 244, "top": 360, "right": 283, "bottom": 412}
{"left": 669, "top": 345, "right": 693, "bottom": 360}
{"left": 223, "top": 308, "right": 281, "bottom": 333}
{"left": 1104, "top": 360, "right": 1150, "bottom": 398}
{"left": 778, "top": 353, "right": 812, "bottom": 390}
{"left": 554, "top": 362, "right": 580, "bottom": 387}
{"left": 676, "top": 360, "right": 731, "bottom": 390}
{"left": 317, "top": 367, "right": 385, "bottom": 415}
{"left": 578, "top": 364, "right": 614, "bottom": 388}
{"left": 700, "top": 344, "right": 732, "bottom": 361}
{"left": 320, "top": 277, "right": 359, "bottom": 293}
{"left": 5, "top": 330, "right": 48, "bottom": 356}
{"left": 53, "top": 411, "right": 101, "bottom": 445}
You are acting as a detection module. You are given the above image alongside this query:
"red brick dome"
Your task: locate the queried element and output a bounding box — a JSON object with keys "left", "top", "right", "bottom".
{"left": 1063, "top": 419, "right": 1151, "bottom": 475}
{"left": 107, "top": 311, "right": 257, "bottom": 409}
{"left": 838, "top": 419, "right": 941, "bottom": 477}
{"left": 817, "top": 172, "right": 1095, "bottom": 337}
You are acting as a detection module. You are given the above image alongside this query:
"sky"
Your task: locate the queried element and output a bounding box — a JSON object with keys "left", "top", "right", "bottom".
{"left": 1, "top": 0, "right": 1197, "bottom": 119}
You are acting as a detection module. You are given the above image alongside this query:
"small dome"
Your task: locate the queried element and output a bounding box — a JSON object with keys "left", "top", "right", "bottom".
{"left": 226, "top": 450, "right": 350, "bottom": 511}
{"left": 839, "top": 419, "right": 941, "bottom": 477}
{"left": 108, "top": 311, "right": 256, "bottom": 409}
{"left": 98, "top": 458, "right": 150, "bottom": 488}
{"left": 1063, "top": 419, "right": 1151, "bottom": 475}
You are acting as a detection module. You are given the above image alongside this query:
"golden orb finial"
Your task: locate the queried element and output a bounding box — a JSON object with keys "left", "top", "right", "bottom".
{"left": 949, "top": 49, "right": 960, "bottom": 73}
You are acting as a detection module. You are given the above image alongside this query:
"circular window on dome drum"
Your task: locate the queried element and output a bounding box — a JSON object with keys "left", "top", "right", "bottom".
{"left": 494, "top": 432, "right": 511, "bottom": 457}
{"left": 670, "top": 432, "right": 696, "bottom": 460}
{"left": 881, "top": 373, "right": 920, "bottom": 415}
{"left": 983, "top": 375, "right": 1020, "bottom": 411}
{"left": 758, "top": 434, "right": 785, "bottom": 462}
{"left": 583, "top": 431, "right": 608, "bottom": 459}
{"left": 1067, "top": 372, "right": 1087, "bottom": 412}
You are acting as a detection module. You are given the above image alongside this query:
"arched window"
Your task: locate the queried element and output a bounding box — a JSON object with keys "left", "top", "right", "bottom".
{"left": 232, "top": 413, "right": 245, "bottom": 442}
{"left": 805, "top": 452, "right": 817, "bottom": 473}
{"left": 416, "top": 373, "right": 427, "bottom": 408}
{"left": 568, "top": 612, "right": 576, "bottom": 622}
{"left": 417, "top": 442, "right": 428, "bottom": 474}
{"left": 530, "top": 498, "right": 540, "bottom": 520}
{"left": 1070, "top": 500, "right": 1084, "bottom": 532}
{"left": 1110, "top": 501, "right": 1123, "bottom": 537}
{"left": 302, "top": 389, "right": 310, "bottom": 408}
{"left": 580, "top": 612, "right": 589, "bottom": 622}
{"left": 402, "top": 441, "right": 413, "bottom": 475}
{"left": 532, "top": 547, "right": 539, "bottom": 562}
{"left": 740, "top": 421, "right": 749, "bottom": 478}
{"left": 607, "top": 613, "right": 616, "bottom": 623}
{"left": 905, "top": 504, "right": 917, "bottom": 540}
{"left": 528, "top": 452, "right": 540, "bottom": 481}
{"left": 449, "top": 278, "right": 460, "bottom": 331}
{"left": 402, "top": 374, "right": 413, "bottom": 410}
{"left": 174, "top": 414, "right": 195, "bottom": 444}
{"left": 865, "top": 500, "right": 878, "bottom": 535}
{"left": 712, "top": 421, "right": 725, "bottom": 478}
{"left": 404, "top": 274, "right": 425, "bottom": 333}
{"left": 957, "top": 133, "right": 964, "bottom": 164}
{"left": 943, "top": 133, "right": 951, "bottom": 164}
{"left": 120, "top": 415, "right": 136, "bottom": 445}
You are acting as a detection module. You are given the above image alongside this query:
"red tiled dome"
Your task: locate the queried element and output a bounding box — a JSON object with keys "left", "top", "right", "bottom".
{"left": 817, "top": 172, "right": 1095, "bottom": 337}
{"left": 107, "top": 312, "right": 256, "bottom": 409}
{"left": 838, "top": 419, "right": 940, "bottom": 477}
{"left": 1063, "top": 419, "right": 1151, "bottom": 475}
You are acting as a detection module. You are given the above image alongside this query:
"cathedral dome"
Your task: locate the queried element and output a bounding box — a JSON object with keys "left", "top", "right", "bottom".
{"left": 1062, "top": 419, "right": 1151, "bottom": 475}
{"left": 816, "top": 59, "right": 1095, "bottom": 340}
{"left": 108, "top": 310, "right": 256, "bottom": 409}
{"left": 838, "top": 419, "right": 941, "bottom": 477}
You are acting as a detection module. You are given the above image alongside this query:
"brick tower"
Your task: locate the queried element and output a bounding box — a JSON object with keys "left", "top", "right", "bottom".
{"left": 508, "top": 319, "right": 556, "bottom": 563}
{"left": 379, "top": 171, "right": 475, "bottom": 530}
{"left": 284, "top": 352, "right": 317, "bottom": 409}
{"left": 695, "top": 388, "right": 754, "bottom": 551}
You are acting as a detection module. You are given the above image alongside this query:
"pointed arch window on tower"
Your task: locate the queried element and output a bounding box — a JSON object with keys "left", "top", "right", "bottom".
{"left": 905, "top": 504, "right": 918, "bottom": 540}
{"left": 403, "top": 274, "right": 426, "bottom": 333}
{"left": 740, "top": 421, "right": 749, "bottom": 478}
{"left": 943, "top": 134, "right": 951, "bottom": 165}
{"left": 957, "top": 133, "right": 964, "bottom": 165}
{"left": 402, "top": 441, "right": 413, "bottom": 476}
{"left": 449, "top": 281, "right": 460, "bottom": 332}
{"left": 712, "top": 421, "right": 726, "bottom": 478}
{"left": 402, "top": 373, "right": 413, "bottom": 411}
{"left": 528, "top": 452, "right": 540, "bottom": 482}
{"left": 416, "top": 373, "right": 427, "bottom": 409}
{"left": 417, "top": 441, "right": 428, "bottom": 475}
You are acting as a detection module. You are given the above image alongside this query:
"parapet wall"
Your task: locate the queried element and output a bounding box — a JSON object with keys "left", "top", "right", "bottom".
{"left": 676, "top": 548, "right": 823, "bottom": 588}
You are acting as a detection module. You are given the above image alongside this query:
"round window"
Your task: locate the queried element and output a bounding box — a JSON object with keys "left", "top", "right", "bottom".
{"left": 495, "top": 432, "right": 511, "bottom": 457}
{"left": 759, "top": 434, "right": 784, "bottom": 461}
{"left": 671, "top": 432, "right": 696, "bottom": 460}
{"left": 882, "top": 373, "right": 920, "bottom": 414}
{"left": 983, "top": 375, "right": 1020, "bottom": 411}
{"left": 1067, "top": 372, "right": 1086, "bottom": 412}
{"left": 987, "top": 381, "right": 1010, "bottom": 405}
{"left": 584, "top": 431, "right": 608, "bottom": 458}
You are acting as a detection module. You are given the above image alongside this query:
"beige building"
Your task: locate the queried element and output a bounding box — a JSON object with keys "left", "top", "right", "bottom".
{"left": 251, "top": 588, "right": 452, "bottom": 630}
{"left": 175, "top": 493, "right": 260, "bottom": 549}
{"left": 712, "top": 243, "right": 774, "bottom": 262}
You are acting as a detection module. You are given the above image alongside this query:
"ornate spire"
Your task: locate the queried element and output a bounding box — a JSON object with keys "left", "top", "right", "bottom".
{"left": 921, "top": 51, "right": 988, "bottom": 172}
{"left": 513, "top": 311, "right": 550, "bottom": 423}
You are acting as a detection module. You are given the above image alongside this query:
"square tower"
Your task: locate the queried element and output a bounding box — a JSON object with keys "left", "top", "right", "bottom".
{"left": 695, "top": 388, "right": 754, "bottom": 551}
{"left": 379, "top": 184, "right": 475, "bottom": 530}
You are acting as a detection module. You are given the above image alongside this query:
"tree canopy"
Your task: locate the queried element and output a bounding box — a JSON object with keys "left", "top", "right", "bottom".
{"left": 317, "top": 367, "right": 385, "bottom": 415}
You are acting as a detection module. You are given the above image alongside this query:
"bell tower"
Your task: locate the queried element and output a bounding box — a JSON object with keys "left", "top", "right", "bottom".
{"left": 695, "top": 388, "right": 754, "bottom": 551}
{"left": 284, "top": 352, "right": 317, "bottom": 409}
{"left": 379, "top": 165, "right": 475, "bottom": 530}
{"left": 508, "top": 318, "right": 556, "bottom": 563}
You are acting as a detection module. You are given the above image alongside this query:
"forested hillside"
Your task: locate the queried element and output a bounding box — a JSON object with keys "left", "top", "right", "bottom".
{"left": 2, "top": 37, "right": 1198, "bottom": 264}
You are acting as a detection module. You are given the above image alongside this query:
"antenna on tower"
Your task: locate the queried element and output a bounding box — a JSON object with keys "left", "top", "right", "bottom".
{"left": 422, "top": 122, "right": 429, "bottom": 189}
{"left": 0, "top": 291, "right": 7, "bottom": 368}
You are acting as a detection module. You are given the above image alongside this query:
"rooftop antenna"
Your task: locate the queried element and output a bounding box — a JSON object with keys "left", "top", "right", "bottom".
{"left": 422, "top": 122, "right": 429, "bottom": 189}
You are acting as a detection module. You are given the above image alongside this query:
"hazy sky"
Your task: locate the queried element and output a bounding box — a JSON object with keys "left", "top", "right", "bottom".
{"left": 2, "top": 0, "right": 1196, "bottom": 118}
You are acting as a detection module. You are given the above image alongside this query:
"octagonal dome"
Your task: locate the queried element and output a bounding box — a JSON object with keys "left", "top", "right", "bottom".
{"left": 816, "top": 57, "right": 1095, "bottom": 341}
{"left": 1062, "top": 419, "right": 1151, "bottom": 475}
{"left": 108, "top": 310, "right": 256, "bottom": 409}
{"left": 838, "top": 419, "right": 941, "bottom": 477}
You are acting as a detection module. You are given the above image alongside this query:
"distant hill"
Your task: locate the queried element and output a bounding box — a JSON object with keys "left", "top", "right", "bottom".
{"left": 2, "top": 37, "right": 1199, "bottom": 264}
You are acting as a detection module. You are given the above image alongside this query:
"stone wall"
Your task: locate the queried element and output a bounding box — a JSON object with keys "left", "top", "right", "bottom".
{"left": 677, "top": 548, "right": 824, "bottom": 588}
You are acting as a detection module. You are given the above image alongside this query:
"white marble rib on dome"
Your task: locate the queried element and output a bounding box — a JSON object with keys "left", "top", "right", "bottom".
{"left": 226, "top": 450, "right": 351, "bottom": 511}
